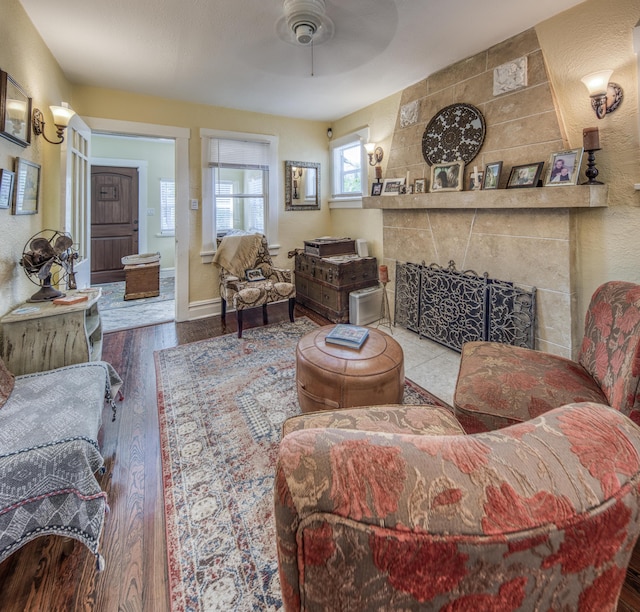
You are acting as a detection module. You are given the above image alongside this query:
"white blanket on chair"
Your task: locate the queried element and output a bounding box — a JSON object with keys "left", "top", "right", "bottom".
{"left": 212, "top": 234, "right": 262, "bottom": 279}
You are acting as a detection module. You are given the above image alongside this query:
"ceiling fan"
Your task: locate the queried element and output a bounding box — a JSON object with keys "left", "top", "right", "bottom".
{"left": 276, "top": 0, "right": 335, "bottom": 46}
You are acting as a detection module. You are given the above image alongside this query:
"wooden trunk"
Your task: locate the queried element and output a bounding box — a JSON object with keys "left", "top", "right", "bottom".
{"left": 294, "top": 253, "right": 378, "bottom": 323}
{"left": 124, "top": 262, "right": 160, "bottom": 300}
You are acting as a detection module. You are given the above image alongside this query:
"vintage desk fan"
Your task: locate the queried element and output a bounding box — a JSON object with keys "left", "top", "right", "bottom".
{"left": 19, "top": 230, "right": 78, "bottom": 302}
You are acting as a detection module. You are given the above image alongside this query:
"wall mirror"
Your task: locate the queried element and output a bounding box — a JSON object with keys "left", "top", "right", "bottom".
{"left": 285, "top": 160, "right": 320, "bottom": 211}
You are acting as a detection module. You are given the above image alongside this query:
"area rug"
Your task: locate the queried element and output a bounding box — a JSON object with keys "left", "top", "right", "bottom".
{"left": 96, "top": 275, "right": 175, "bottom": 310}
{"left": 154, "top": 318, "right": 447, "bottom": 611}
{"left": 97, "top": 276, "right": 175, "bottom": 332}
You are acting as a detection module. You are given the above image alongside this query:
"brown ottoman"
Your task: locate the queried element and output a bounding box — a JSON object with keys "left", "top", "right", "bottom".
{"left": 296, "top": 325, "right": 404, "bottom": 413}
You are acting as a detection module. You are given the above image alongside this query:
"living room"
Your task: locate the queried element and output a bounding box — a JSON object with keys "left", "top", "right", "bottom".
{"left": 2, "top": 0, "right": 640, "bottom": 609}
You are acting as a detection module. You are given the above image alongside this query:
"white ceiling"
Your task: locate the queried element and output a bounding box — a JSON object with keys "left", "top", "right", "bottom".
{"left": 19, "top": 0, "right": 584, "bottom": 122}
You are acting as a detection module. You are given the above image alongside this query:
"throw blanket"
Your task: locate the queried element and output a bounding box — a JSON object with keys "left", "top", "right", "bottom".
{"left": 212, "top": 233, "right": 262, "bottom": 279}
{"left": 0, "top": 361, "right": 122, "bottom": 569}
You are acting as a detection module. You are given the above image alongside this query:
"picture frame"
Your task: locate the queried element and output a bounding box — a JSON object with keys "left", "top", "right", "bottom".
{"left": 371, "top": 182, "right": 383, "bottom": 196}
{"left": 544, "top": 148, "right": 583, "bottom": 186}
{"left": 245, "top": 268, "right": 266, "bottom": 282}
{"left": 482, "top": 161, "right": 502, "bottom": 190}
{"left": 414, "top": 178, "right": 426, "bottom": 193}
{"left": 12, "top": 157, "right": 40, "bottom": 215}
{"left": 468, "top": 171, "right": 484, "bottom": 191}
{"left": 381, "top": 177, "right": 405, "bottom": 196}
{"left": 430, "top": 160, "right": 464, "bottom": 192}
{"left": 0, "top": 169, "right": 14, "bottom": 209}
{"left": 506, "top": 162, "right": 544, "bottom": 189}
{"left": 0, "top": 70, "right": 32, "bottom": 147}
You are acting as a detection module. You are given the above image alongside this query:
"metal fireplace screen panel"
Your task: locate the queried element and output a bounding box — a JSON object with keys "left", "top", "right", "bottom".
{"left": 394, "top": 260, "right": 536, "bottom": 352}
{"left": 419, "top": 265, "right": 486, "bottom": 351}
{"left": 394, "top": 261, "right": 421, "bottom": 332}
{"left": 487, "top": 281, "right": 537, "bottom": 348}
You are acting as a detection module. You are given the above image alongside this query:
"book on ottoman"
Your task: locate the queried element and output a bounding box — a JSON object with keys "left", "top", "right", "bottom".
{"left": 325, "top": 324, "right": 369, "bottom": 349}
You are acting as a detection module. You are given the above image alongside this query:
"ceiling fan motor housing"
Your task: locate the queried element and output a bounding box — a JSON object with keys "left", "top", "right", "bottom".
{"left": 284, "top": 0, "right": 326, "bottom": 44}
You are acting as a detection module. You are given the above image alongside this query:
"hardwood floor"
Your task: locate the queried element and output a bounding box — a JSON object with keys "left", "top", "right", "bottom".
{"left": 1, "top": 302, "right": 639, "bottom": 611}
{"left": 0, "top": 303, "right": 309, "bottom": 611}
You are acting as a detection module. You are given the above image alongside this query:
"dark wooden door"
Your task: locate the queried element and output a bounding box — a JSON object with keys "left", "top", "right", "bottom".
{"left": 91, "top": 166, "right": 139, "bottom": 283}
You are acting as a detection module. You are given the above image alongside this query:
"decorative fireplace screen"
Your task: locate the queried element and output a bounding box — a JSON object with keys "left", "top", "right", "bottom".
{"left": 394, "top": 260, "right": 536, "bottom": 352}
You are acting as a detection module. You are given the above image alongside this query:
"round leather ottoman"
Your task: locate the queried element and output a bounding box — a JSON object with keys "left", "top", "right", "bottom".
{"left": 296, "top": 325, "right": 404, "bottom": 413}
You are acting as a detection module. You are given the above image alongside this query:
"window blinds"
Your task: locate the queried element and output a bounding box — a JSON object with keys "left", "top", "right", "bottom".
{"left": 208, "top": 138, "right": 270, "bottom": 170}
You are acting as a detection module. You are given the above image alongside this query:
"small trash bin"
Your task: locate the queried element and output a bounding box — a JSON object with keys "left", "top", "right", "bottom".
{"left": 121, "top": 252, "right": 161, "bottom": 300}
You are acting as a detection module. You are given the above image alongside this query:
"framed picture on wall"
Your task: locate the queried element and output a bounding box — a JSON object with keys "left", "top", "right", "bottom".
{"left": 482, "top": 161, "right": 502, "bottom": 190}
{"left": 544, "top": 149, "right": 583, "bottom": 186}
{"left": 12, "top": 157, "right": 40, "bottom": 215}
{"left": 506, "top": 162, "right": 544, "bottom": 189}
{"left": 381, "top": 177, "right": 405, "bottom": 196}
{"left": 430, "top": 161, "right": 464, "bottom": 192}
{"left": 0, "top": 70, "right": 32, "bottom": 147}
{"left": 0, "top": 169, "right": 14, "bottom": 209}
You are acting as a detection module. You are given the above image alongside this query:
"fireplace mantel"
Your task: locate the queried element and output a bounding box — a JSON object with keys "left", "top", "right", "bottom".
{"left": 362, "top": 185, "right": 607, "bottom": 210}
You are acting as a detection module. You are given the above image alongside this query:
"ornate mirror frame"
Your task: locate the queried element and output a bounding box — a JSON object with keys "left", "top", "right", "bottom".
{"left": 285, "top": 160, "right": 320, "bottom": 211}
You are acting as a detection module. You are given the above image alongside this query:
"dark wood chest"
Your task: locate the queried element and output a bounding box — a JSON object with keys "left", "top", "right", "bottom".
{"left": 294, "top": 252, "right": 378, "bottom": 323}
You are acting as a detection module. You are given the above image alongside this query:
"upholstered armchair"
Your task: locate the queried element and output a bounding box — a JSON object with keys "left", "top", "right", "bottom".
{"left": 213, "top": 233, "right": 295, "bottom": 337}
{"left": 274, "top": 402, "right": 640, "bottom": 611}
{"left": 454, "top": 281, "right": 640, "bottom": 433}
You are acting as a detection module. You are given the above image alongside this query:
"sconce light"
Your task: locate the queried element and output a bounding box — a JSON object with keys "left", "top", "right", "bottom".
{"left": 32, "top": 103, "right": 76, "bottom": 144}
{"left": 581, "top": 70, "right": 623, "bottom": 119}
{"left": 364, "top": 142, "right": 384, "bottom": 166}
{"left": 327, "top": 127, "right": 333, "bottom": 139}
{"left": 292, "top": 166, "right": 303, "bottom": 179}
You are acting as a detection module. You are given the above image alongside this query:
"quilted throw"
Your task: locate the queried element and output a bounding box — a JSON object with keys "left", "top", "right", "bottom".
{"left": 0, "top": 362, "right": 121, "bottom": 569}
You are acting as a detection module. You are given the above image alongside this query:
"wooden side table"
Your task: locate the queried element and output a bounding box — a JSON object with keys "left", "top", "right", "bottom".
{"left": 1, "top": 289, "right": 103, "bottom": 376}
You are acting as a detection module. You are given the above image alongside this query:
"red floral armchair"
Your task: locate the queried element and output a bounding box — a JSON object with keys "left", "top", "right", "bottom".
{"left": 274, "top": 402, "right": 640, "bottom": 611}
{"left": 454, "top": 281, "right": 640, "bottom": 433}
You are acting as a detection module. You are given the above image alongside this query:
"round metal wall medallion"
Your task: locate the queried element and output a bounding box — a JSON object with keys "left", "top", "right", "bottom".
{"left": 422, "top": 103, "right": 486, "bottom": 165}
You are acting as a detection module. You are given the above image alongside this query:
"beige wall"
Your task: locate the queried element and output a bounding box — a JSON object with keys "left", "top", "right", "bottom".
{"left": 0, "top": 0, "right": 74, "bottom": 315}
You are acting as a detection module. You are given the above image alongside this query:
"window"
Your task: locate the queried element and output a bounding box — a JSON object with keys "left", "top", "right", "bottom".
{"left": 330, "top": 127, "right": 369, "bottom": 200}
{"left": 160, "top": 178, "right": 175, "bottom": 234}
{"left": 200, "top": 129, "right": 279, "bottom": 260}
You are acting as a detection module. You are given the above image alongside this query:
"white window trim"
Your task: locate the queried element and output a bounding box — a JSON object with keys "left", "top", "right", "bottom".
{"left": 200, "top": 128, "right": 280, "bottom": 263}
{"left": 329, "top": 126, "right": 369, "bottom": 209}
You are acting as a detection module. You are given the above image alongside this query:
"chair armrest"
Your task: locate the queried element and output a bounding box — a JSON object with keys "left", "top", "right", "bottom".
{"left": 275, "top": 402, "right": 640, "bottom": 610}
{"left": 268, "top": 267, "right": 293, "bottom": 283}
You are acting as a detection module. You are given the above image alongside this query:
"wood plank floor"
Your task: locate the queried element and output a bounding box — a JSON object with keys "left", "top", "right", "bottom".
{"left": 0, "top": 302, "right": 639, "bottom": 611}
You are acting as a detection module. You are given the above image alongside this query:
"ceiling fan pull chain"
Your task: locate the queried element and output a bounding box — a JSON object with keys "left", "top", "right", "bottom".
{"left": 311, "top": 39, "right": 314, "bottom": 77}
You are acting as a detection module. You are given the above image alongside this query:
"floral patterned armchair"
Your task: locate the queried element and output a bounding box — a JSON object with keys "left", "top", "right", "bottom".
{"left": 213, "top": 233, "right": 295, "bottom": 337}
{"left": 454, "top": 281, "right": 640, "bottom": 433}
{"left": 274, "top": 402, "right": 640, "bottom": 611}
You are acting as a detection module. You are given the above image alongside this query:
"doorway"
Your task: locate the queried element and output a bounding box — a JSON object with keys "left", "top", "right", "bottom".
{"left": 91, "top": 166, "right": 139, "bottom": 284}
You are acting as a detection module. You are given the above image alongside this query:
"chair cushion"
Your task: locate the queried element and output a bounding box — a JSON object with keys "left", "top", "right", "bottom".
{"left": 283, "top": 404, "right": 465, "bottom": 437}
{"left": 454, "top": 341, "right": 608, "bottom": 433}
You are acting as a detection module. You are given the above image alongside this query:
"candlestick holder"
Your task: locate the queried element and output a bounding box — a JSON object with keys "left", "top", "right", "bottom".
{"left": 377, "top": 281, "right": 393, "bottom": 333}
{"left": 581, "top": 149, "right": 603, "bottom": 185}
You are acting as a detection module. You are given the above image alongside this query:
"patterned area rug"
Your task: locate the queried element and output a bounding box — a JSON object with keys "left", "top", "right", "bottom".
{"left": 154, "top": 318, "right": 446, "bottom": 611}
{"left": 96, "top": 276, "right": 175, "bottom": 332}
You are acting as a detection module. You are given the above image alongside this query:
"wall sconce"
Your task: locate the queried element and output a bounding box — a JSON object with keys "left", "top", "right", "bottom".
{"left": 32, "top": 103, "right": 76, "bottom": 144}
{"left": 364, "top": 142, "right": 384, "bottom": 181}
{"left": 364, "top": 142, "right": 383, "bottom": 166}
{"left": 581, "top": 70, "right": 623, "bottom": 119}
{"left": 327, "top": 127, "right": 333, "bottom": 139}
